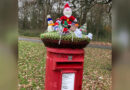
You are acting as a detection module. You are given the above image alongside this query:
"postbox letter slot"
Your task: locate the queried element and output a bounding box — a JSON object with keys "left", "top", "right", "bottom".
{"left": 55, "top": 62, "right": 83, "bottom": 69}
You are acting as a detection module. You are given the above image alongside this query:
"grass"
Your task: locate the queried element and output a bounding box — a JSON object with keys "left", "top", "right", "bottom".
{"left": 19, "top": 30, "right": 44, "bottom": 37}
{"left": 18, "top": 41, "right": 112, "bottom": 90}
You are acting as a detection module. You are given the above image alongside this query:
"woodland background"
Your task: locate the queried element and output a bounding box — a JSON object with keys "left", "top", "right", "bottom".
{"left": 18, "top": 0, "right": 112, "bottom": 42}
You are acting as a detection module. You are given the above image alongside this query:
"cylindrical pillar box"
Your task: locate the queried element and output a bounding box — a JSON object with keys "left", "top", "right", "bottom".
{"left": 45, "top": 47, "right": 84, "bottom": 90}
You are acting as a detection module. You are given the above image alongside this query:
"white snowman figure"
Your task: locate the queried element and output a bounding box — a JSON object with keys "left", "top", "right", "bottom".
{"left": 47, "top": 15, "right": 54, "bottom": 32}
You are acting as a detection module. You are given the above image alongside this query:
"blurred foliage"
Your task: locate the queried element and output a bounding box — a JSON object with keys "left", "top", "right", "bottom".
{"left": 19, "top": 29, "right": 42, "bottom": 37}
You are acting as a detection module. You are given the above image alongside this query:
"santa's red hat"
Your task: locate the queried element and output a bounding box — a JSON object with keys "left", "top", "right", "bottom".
{"left": 54, "top": 22, "right": 59, "bottom": 26}
{"left": 64, "top": 3, "right": 70, "bottom": 9}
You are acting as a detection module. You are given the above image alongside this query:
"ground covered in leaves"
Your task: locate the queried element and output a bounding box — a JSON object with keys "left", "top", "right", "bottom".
{"left": 18, "top": 41, "right": 112, "bottom": 90}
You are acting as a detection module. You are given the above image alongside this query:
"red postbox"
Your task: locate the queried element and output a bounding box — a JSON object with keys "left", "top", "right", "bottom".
{"left": 45, "top": 47, "right": 84, "bottom": 90}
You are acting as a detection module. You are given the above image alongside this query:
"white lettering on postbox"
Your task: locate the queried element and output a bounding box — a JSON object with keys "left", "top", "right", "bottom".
{"left": 61, "top": 73, "right": 75, "bottom": 90}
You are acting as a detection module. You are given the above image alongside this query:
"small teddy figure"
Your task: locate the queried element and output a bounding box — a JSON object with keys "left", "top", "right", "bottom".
{"left": 70, "top": 25, "right": 77, "bottom": 32}
{"left": 54, "top": 22, "right": 59, "bottom": 31}
{"left": 70, "top": 23, "right": 79, "bottom": 32}
{"left": 47, "top": 15, "right": 54, "bottom": 32}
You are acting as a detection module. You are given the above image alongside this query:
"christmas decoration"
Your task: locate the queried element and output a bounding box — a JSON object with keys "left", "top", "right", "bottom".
{"left": 80, "top": 23, "right": 87, "bottom": 34}
{"left": 40, "top": 3, "right": 93, "bottom": 49}
{"left": 40, "top": 32, "right": 90, "bottom": 49}
{"left": 75, "top": 23, "right": 79, "bottom": 28}
{"left": 60, "top": 3, "right": 77, "bottom": 28}
{"left": 56, "top": 18, "right": 61, "bottom": 24}
{"left": 70, "top": 25, "right": 77, "bottom": 32}
{"left": 74, "top": 29, "right": 82, "bottom": 38}
{"left": 62, "top": 21, "right": 69, "bottom": 33}
{"left": 47, "top": 15, "right": 54, "bottom": 32}
{"left": 54, "top": 22, "right": 59, "bottom": 31}
{"left": 86, "top": 33, "right": 93, "bottom": 40}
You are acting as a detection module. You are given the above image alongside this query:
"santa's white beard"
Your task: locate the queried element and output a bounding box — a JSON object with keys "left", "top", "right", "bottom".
{"left": 63, "top": 8, "right": 72, "bottom": 18}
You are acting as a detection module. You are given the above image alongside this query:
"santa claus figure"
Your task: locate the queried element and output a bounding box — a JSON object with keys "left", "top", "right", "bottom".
{"left": 60, "top": 3, "right": 77, "bottom": 32}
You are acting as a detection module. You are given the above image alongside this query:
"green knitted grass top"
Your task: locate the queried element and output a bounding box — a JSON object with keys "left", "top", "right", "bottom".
{"left": 40, "top": 32, "right": 90, "bottom": 42}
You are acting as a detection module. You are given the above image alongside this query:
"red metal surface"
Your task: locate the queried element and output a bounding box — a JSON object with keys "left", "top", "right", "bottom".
{"left": 45, "top": 47, "right": 84, "bottom": 90}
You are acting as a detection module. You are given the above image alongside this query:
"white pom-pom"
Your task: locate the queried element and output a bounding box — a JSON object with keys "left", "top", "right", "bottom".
{"left": 74, "top": 29, "right": 82, "bottom": 38}
{"left": 47, "top": 15, "right": 51, "bottom": 18}
{"left": 86, "top": 33, "right": 93, "bottom": 40}
{"left": 74, "top": 18, "right": 77, "bottom": 22}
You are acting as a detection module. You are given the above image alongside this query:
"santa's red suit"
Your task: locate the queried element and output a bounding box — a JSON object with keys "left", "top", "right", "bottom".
{"left": 60, "top": 15, "right": 76, "bottom": 25}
